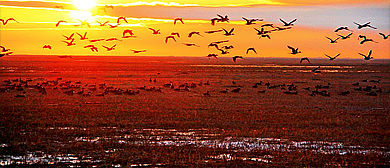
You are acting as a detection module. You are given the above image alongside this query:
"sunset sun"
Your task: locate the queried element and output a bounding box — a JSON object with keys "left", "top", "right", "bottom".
{"left": 73, "top": 0, "right": 97, "bottom": 10}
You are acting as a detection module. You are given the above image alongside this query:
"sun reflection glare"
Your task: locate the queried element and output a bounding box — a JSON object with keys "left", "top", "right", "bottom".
{"left": 71, "top": 11, "right": 94, "bottom": 21}
{"left": 73, "top": 0, "right": 97, "bottom": 10}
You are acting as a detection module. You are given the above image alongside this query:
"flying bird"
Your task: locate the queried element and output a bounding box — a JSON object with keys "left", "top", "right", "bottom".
{"left": 212, "top": 40, "right": 229, "bottom": 44}
{"left": 358, "top": 50, "right": 373, "bottom": 60}
{"left": 171, "top": 32, "right": 180, "bottom": 38}
{"left": 208, "top": 43, "right": 219, "bottom": 49}
{"left": 0, "top": 46, "right": 10, "bottom": 52}
{"left": 165, "top": 36, "right": 176, "bottom": 43}
{"left": 336, "top": 33, "right": 353, "bottom": 40}
{"left": 0, "top": 18, "right": 19, "bottom": 25}
{"left": 324, "top": 53, "right": 340, "bottom": 60}
{"left": 211, "top": 18, "right": 222, "bottom": 26}
{"left": 379, "top": 33, "right": 389, "bottom": 39}
{"left": 174, "top": 18, "right": 184, "bottom": 25}
{"left": 358, "top": 35, "right": 377, "bottom": 44}
{"left": 84, "top": 45, "right": 98, "bottom": 52}
{"left": 207, "top": 54, "right": 218, "bottom": 59}
{"left": 63, "top": 33, "right": 74, "bottom": 40}
{"left": 218, "top": 49, "right": 229, "bottom": 55}
{"left": 325, "top": 36, "right": 340, "bottom": 43}
{"left": 117, "top": 17, "right": 128, "bottom": 24}
{"left": 148, "top": 28, "right": 161, "bottom": 34}
{"left": 89, "top": 39, "right": 105, "bottom": 42}
{"left": 353, "top": 22, "right": 377, "bottom": 29}
{"left": 55, "top": 20, "right": 67, "bottom": 27}
{"left": 222, "top": 28, "right": 234, "bottom": 36}
{"left": 275, "top": 26, "right": 292, "bottom": 31}
{"left": 96, "top": 20, "right": 109, "bottom": 26}
{"left": 217, "top": 14, "right": 230, "bottom": 22}
{"left": 0, "top": 52, "right": 13, "bottom": 57}
{"left": 259, "top": 34, "right": 271, "bottom": 39}
{"left": 246, "top": 47, "right": 257, "bottom": 54}
{"left": 108, "top": 24, "right": 118, "bottom": 28}
{"left": 62, "top": 39, "right": 75, "bottom": 46}
{"left": 232, "top": 56, "right": 243, "bottom": 62}
{"left": 106, "top": 37, "right": 122, "bottom": 41}
{"left": 102, "top": 45, "right": 116, "bottom": 51}
{"left": 182, "top": 43, "right": 200, "bottom": 47}
{"left": 123, "top": 29, "right": 134, "bottom": 37}
{"left": 188, "top": 31, "right": 203, "bottom": 37}
{"left": 76, "top": 32, "right": 88, "bottom": 40}
{"left": 254, "top": 28, "right": 272, "bottom": 35}
{"left": 261, "top": 24, "right": 274, "bottom": 28}
{"left": 287, "top": 45, "right": 301, "bottom": 55}
{"left": 205, "top": 30, "right": 223, "bottom": 34}
{"left": 222, "top": 45, "right": 234, "bottom": 50}
{"left": 242, "top": 17, "right": 263, "bottom": 25}
{"left": 311, "top": 66, "right": 321, "bottom": 73}
{"left": 43, "top": 45, "right": 52, "bottom": 49}
{"left": 77, "top": 20, "right": 90, "bottom": 27}
{"left": 279, "top": 18, "right": 297, "bottom": 26}
{"left": 130, "top": 49, "right": 146, "bottom": 53}
{"left": 300, "top": 57, "right": 310, "bottom": 64}
{"left": 334, "top": 26, "right": 353, "bottom": 32}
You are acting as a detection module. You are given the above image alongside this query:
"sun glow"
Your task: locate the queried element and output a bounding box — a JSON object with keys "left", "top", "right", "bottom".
{"left": 71, "top": 11, "right": 93, "bottom": 21}
{"left": 73, "top": 0, "right": 97, "bottom": 10}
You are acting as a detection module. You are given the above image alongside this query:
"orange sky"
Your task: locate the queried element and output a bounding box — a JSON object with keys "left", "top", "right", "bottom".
{"left": 0, "top": 0, "right": 389, "bottom": 59}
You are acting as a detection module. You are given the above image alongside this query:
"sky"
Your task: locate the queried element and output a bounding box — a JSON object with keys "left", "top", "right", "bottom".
{"left": 0, "top": 0, "right": 389, "bottom": 58}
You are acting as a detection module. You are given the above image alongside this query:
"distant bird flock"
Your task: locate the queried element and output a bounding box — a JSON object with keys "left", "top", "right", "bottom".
{"left": 0, "top": 5, "right": 388, "bottom": 62}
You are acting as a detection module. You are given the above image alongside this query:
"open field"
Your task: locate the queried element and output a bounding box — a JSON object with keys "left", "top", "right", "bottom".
{"left": 1, "top": 56, "right": 390, "bottom": 167}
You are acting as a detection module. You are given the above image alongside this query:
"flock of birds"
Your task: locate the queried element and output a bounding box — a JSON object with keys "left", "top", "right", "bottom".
{"left": 0, "top": 6, "right": 388, "bottom": 62}
{"left": 1, "top": 75, "right": 386, "bottom": 99}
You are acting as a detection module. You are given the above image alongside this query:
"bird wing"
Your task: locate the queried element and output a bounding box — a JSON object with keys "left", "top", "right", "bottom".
{"left": 379, "top": 33, "right": 385, "bottom": 38}
{"left": 148, "top": 28, "right": 156, "bottom": 32}
{"left": 222, "top": 28, "right": 228, "bottom": 34}
{"left": 287, "top": 45, "right": 294, "bottom": 51}
{"left": 346, "top": 33, "right": 353, "bottom": 38}
{"left": 289, "top": 18, "right": 297, "bottom": 24}
{"left": 325, "top": 36, "right": 332, "bottom": 41}
{"left": 353, "top": 22, "right": 360, "bottom": 26}
{"left": 254, "top": 28, "right": 261, "bottom": 34}
{"left": 334, "top": 27, "right": 342, "bottom": 32}
{"left": 69, "top": 33, "right": 74, "bottom": 38}
{"left": 76, "top": 32, "right": 83, "bottom": 38}
{"left": 242, "top": 17, "right": 249, "bottom": 22}
{"left": 367, "top": 50, "right": 372, "bottom": 56}
{"left": 358, "top": 53, "right": 366, "bottom": 57}
{"left": 232, "top": 57, "right": 237, "bottom": 62}
{"left": 217, "top": 14, "right": 223, "bottom": 19}
{"left": 0, "top": 46, "right": 5, "bottom": 50}
{"left": 324, "top": 54, "right": 331, "bottom": 59}
{"left": 335, "top": 53, "right": 341, "bottom": 58}
{"left": 279, "top": 18, "right": 287, "bottom": 25}
{"left": 102, "top": 45, "right": 109, "bottom": 49}
{"left": 229, "top": 28, "right": 234, "bottom": 34}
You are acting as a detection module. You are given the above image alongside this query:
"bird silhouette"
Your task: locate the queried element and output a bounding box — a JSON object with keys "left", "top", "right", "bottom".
{"left": 325, "top": 36, "right": 340, "bottom": 43}
{"left": 358, "top": 50, "right": 373, "bottom": 60}
{"left": 123, "top": 29, "right": 134, "bottom": 37}
{"left": 148, "top": 28, "right": 161, "bottom": 34}
{"left": 77, "top": 20, "right": 90, "bottom": 27}
{"left": 211, "top": 18, "right": 222, "bottom": 26}
{"left": 207, "top": 54, "right": 218, "bottom": 59}
{"left": 89, "top": 39, "right": 105, "bottom": 42}
{"left": 117, "top": 17, "right": 128, "bottom": 24}
{"left": 108, "top": 24, "right": 118, "bottom": 28}
{"left": 217, "top": 14, "right": 229, "bottom": 22}
{"left": 232, "top": 56, "right": 243, "bottom": 62}
{"left": 0, "top": 18, "right": 19, "bottom": 25}
{"left": 336, "top": 33, "right": 353, "bottom": 40}
{"left": 208, "top": 43, "right": 219, "bottom": 50}
{"left": 279, "top": 18, "right": 297, "bottom": 26}
{"left": 259, "top": 34, "right": 271, "bottom": 39}
{"left": 165, "top": 36, "right": 176, "bottom": 43}
{"left": 287, "top": 46, "right": 301, "bottom": 54}
{"left": 55, "top": 20, "right": 67, "bottom": 27}
{"left": 54, "top": 6, "right": 64, "bottom": 9}
{"left": 63, "top": 33, "right": 74, "bottom": 40}
{"left": 261, "top": 23, "right": 274, "bottom": 28}
{"left": 212, "top": 40, "right": 229, "bottom": 44}
{"left": 96, "top": 20, "right": 109, "bottom": 26}
{"left": 379, "top": 33, "right": 389, "bottom": 39}
{"left": 275, "top": 26, "right": 292, "bottom": 31}
{"left": 43, "top": 45, "right": 52, "bottom": 49}
{"left": 205, "top": 30, "right": 223, "bottom": 34}
{"left": 242, "top": 17, "right": 263, "bottom": 25}
{"left": 84, "top": 45, "right": 98, "bottom": 52}
{"left": 334, "top": 26, "right": 353, "bottom": 32}
{"left": 183, "top": 43, "right": 200, "bottom": 47}
{"left": 102, "top": 45, "right": 116, "bottom": 51}
{"left": 76, "top": 32, "right": 88, "bottom": 40}
{"left": 222, "top": 28, "right": 234, "bottom": 36}
{"left": 106, "top": 37, "right": 122, "bottom": 41}
{"left": 222, "top": 45, "right": 234, "bottom": 50}
{"left": 300, "top": 57, "right": 310, "bottom": 64}
{"left": 62, "top": 39, "right": 75, "bottom": 46}
{"left": 324, "top": 53, "right": 340, "bottom": 60}
{"left": 358, "top": 35, "right": 377, "bottom": 44}
{"left": 171, "top": 32, "right": 180, "bottom": 38}
{"left": 218, "top": 49, "right": 229, "bottom": 55}
{"left": 0, "top": 52, "right": 13, "bottom": 57}
{"left": 311, "top": 66, "right": 321, "bottom": 73}
{"left": 174, "top": 18, "right": 184, "bottom": 25}
{"left": 130, "top": 49, "right": 146, "bottom": 53}
{"left": 254, "top": 28, "right": 272, "bottom": 35}
{"left": 188, "top": 31, "right": 203, "bottom": 37}
{"left": 246, "top": 47, "right": 257, "bottom": 54}
{"left": 0, "top": 46, "right": 10, "bottom": 52}
{"left": 353, "top": 22, "right": 377, "bottom": 29}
